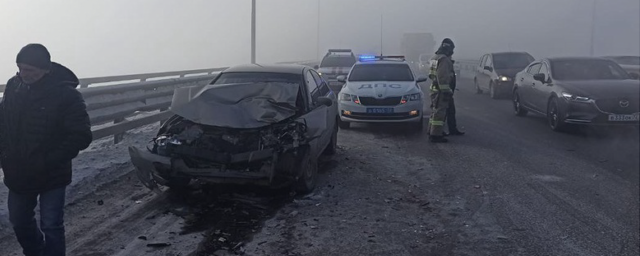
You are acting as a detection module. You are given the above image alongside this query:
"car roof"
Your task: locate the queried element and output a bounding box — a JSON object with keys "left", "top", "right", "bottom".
{"left": 222, "top": 64, "right": 307, "bottom": 74}
{"left": 490, "top": 51, "right": 532, "bottom": 56}
{"left": 544, "top": 57, "right": 614, "bottom": 62}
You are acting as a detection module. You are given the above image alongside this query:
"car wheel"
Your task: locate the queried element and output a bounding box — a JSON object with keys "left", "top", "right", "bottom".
{"left": 490, "top": 82, "right": 498, "bottom": 99}
{"left": 338, "top": 119, "right": 351, "bottom": 129}
{"left": 513, "top": 90, "right": 528, "bottom": 117}
{"left": 323, "top": 122, "right": 338, "bottom": 155}
{"left": 475, "top": 79, "right": 483, "bottom": 94}
{"left": 294, "top": 148, "right": 318, "bottom": 194}
{"left": 547, "top": 97, "right": 568, "bottom": 132}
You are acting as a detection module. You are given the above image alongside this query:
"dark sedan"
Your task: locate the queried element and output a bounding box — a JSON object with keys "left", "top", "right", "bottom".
{"left": 512, "top": 57, "right": 640, "bottom": 132}
{"left": 474, "top": 52, "right": 535, "bottom": 99}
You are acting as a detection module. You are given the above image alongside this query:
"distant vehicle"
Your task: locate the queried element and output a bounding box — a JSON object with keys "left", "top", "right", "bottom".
{"left": 603, "top": 56, "right": 640, "bottom": 79}
{"left": 512, "top": 57, "right": 639, "bottom": 132}
{"left": 129, "top": 64, "right": 339, "bottom": 194}
{"left": 418, "top": 53, "right": 432, "bottom": 74}
{"left": 474, "top": 52, "right": 535, "bottom": 99}
{"left": 335, "top": 55, "right": 428, "bottom": 130}
{"left": 315, "top": 49, "right": 357, "bottom": 92}
{"left": 401, "top": 33, "right": 436, "bottom": 72}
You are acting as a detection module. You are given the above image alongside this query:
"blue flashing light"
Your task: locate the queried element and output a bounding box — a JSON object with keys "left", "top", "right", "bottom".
{"left": 359, "top": 55, "right": 376, "bottom": 61}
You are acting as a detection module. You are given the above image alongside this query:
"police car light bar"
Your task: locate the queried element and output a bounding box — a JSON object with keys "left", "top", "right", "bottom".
{"left": 358, "top": 55, "right": 405, "bottom": 61}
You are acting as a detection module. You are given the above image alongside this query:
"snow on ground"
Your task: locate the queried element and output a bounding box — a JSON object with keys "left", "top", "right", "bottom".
{"left": 0, "top": 122, "right": 161, "bottom": 239}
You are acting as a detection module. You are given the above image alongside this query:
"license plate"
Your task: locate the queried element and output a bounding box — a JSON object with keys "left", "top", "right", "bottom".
{"left": 608, "top": 114, "right": 639, "bottom": 121}
{"left": 366, "top": 108, "right": 394, "bottom": 114}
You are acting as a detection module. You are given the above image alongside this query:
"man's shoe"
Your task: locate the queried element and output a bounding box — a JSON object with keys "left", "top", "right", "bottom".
{"left": 429, "top": 136, "right": 449, "bottom": 143}
{"left": 449, "top": 130, "right": 465, "bottom": 135}
{"left": 443, "top": 132, "right": 450, "bottom": 136}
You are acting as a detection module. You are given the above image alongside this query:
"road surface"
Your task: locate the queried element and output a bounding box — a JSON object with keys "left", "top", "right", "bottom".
{"left": 0, "top": 79, "right": 637, "bottom": 256}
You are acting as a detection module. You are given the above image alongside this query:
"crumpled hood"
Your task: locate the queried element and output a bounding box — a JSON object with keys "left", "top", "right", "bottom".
{"left": 170, "top": 82, "right": 301, "bottom": 129}
{"left": 344, "top": 81, "right": 418, "bottom": 97}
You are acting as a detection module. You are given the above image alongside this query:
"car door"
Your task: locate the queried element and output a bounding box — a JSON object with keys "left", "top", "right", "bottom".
{"left": 475, "top": 55, "right": 487, "bottom": 87}
{"left": 311, "top": 70, "right": 337, "bottom": 149}
{"left": 523, "top": 63, "right": 543, "bottom": 112}
{"left": 304, "top": 70, "right": 327, "bottom": 158}
{"left": 532, "top": 62, "right": 553, "bottom": 111}
{"left": 481, "top": 55, "right": 494, "bottom": 91}
{"left": 517, "top": 62, "right": 539, "bottom": 108}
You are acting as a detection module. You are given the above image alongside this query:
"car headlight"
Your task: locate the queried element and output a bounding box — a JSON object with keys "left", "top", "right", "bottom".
{"left": 401, "top": 93, "right": 421, "bottom": 104}
{"left": 499, "top": 76, "right": 511, "bottom": 82}
{"left": 561, "top": 92, "right": 593, "bottom": 103}
{"left": 339, "top": 93, "right": 360, "bottom": 104}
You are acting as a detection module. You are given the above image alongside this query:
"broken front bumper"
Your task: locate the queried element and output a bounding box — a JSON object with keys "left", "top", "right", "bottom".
{"left": 128, "top": 146, "right": 279, "bottom": 191}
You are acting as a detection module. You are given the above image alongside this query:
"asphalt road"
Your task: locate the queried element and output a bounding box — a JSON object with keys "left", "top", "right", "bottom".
{"left": 244, "top": 78, "right": 640, "bottom": 256}
{"left": 0, "top": 78, "right": 636, "bottom": 256}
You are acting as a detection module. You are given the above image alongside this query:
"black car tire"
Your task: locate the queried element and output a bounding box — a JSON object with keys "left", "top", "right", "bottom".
{"left": 338, "top": 119, "right": 351, "bottom": 129}
{"left": 547, "top": 97, "right": 568, "bottom": 132}
{"left": 513, "top": 90, "right": 528, "bottom": 117}
{"left": 474, "top": 79, "right": 483, "bottom": 94}
{"left": 294, "top": 147, "right": 318, "bottom": 194}
{"left": 323, "top": 122, "right": 338, "bottom": 156}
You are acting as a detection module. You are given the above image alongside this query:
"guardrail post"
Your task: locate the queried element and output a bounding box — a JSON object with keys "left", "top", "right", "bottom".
{"left": 114, "top": 117, "right": 126, "bottom": 144}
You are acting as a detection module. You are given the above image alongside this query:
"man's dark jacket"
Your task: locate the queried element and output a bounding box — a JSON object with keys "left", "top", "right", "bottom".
{"left": 0, "top": 62, "right": 92, "bottom": 194}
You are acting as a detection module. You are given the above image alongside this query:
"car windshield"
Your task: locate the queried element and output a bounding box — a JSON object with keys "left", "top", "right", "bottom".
{"left": 213, "top": 72, "right": 301, "bottom": 85}
{"left": 320, "top": 56, "right": 356, "bottom": 67}
{"left": 348, "top": 64, "right": 415, "bottom": 82}
{"left": 550, "top": 59, "right": 631, "bottom": 80}
{"left": 493, "top": 54, "right": 534, "bottom": 70}
{"left": 609, "top": 56, "right": 640, "bottom": 66}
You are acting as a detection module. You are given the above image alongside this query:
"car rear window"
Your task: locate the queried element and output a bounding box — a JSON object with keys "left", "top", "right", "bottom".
{"left": 213, "top": 72, "right": 302, "bottom": 85}
{"left": 493, "top": 53, "right": 534, "bottom": 70}
{"left": 320, "top": 56, "right": 356, "bottom": 67}
{"left": 348, "top": 64, "right": 415, "bottom": 82}
{"left": 550, "top": 59, "right": 631, "bottom": 80}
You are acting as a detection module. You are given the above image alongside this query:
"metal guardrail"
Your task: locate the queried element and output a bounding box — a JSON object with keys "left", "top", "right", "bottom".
{"left": 0, "top": 60, "right": 318, "bottom": 144}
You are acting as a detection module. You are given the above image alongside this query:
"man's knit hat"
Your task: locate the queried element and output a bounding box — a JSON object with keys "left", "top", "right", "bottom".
{"left": 16, "top": 43, "right": 52, "bottom": 70}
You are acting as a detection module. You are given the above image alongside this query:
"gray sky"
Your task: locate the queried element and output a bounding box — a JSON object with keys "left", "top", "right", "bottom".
{"left": 1, "top": 0, "right": 638, "bottom": 80}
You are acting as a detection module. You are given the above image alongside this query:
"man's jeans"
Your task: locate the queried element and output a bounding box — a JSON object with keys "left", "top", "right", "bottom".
{"left": 8, "top": 187, "right": 66, "bottom": 256}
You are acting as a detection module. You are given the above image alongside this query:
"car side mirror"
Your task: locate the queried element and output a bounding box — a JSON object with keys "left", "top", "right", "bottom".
{"left": 317, "top": 96, "right": 333, "bottom": 107}
{"left": 484, "top": 66, "right": 493, "bottom": 72}
{"left": 416, "top": 75, "right": 428, "bottom": 83}
{"left": 337, "top": 75, "right": 346, "bottom": 82}
{"left": 629, "top": 73, "right": 640, "bottom": 80}
{"left": 313, "top": 65, "right": 319, "bottom": 69}
{"left": 533, "top": 73, "right": 546, "bottom": 83}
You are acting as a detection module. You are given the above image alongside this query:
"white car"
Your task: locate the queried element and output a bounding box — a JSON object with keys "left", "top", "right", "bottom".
{"left": 336, "top": 55, "right": 428, "bottom": 130}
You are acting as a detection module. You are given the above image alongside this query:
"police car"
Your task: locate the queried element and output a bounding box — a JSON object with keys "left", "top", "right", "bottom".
{"left": 336, "top": 55, "right": 428, "bottom": 130}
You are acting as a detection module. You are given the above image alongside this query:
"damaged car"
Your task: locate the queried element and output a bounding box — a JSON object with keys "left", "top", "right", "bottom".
{"left": 128, "top": 64, "right": 339, "bottom": 194}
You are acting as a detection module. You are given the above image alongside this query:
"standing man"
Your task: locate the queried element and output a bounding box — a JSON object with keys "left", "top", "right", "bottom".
{"left": 0, "top": 43, "right": 92, "bottom": 256}
{"left": 427, "top": 38, "right": 456, "bottom": 143}
{"left": 444, "top": 65, "right": 465, "bottom": 136}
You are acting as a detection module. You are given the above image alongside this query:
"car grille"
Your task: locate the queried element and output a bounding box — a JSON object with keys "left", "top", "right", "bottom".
{"left": 595, "top": 98, "right": 639, "bottom": 114}
{"left": 359, "top": 96, "right": 402, "bottom": 106}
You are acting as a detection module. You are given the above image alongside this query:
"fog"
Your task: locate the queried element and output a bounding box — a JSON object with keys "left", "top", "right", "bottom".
{"left": 1, "top": 0, "right": 638, "bottom": 80}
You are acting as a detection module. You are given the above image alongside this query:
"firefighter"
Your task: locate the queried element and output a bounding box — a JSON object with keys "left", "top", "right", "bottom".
{"left": 426, "top": 38, "right": 456, "bottom": 143}
{"left": 444, "top": 66, "right": 465, "bottom": 136}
